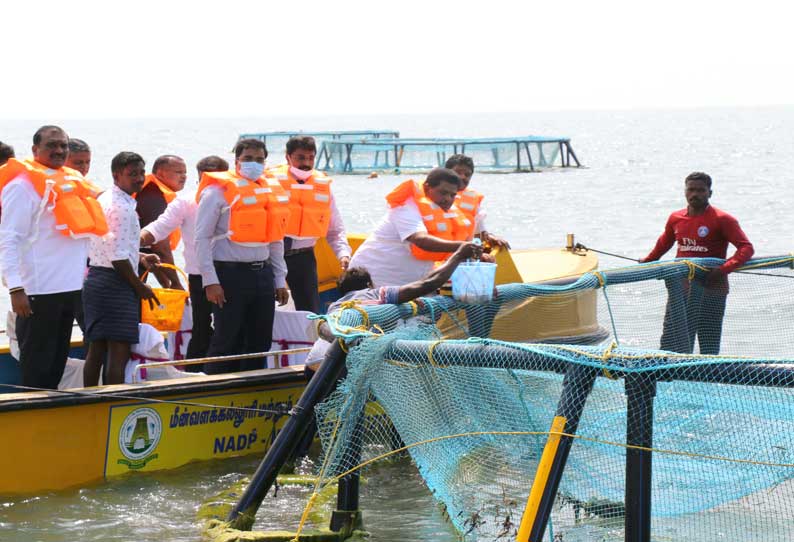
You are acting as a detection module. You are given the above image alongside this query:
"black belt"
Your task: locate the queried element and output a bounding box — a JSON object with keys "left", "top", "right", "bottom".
{"left": 214, "top": 260, "right": 268, "bottom": 270}
{"left": 284, "top": 247, "right": 314, "bottom": 257}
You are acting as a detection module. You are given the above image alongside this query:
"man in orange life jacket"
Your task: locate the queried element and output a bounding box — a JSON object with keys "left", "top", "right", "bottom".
{"left": 444, "top": 154, "right": 509, "bottom": 249}
{"left": 0, "top": 126, "right": 105, "bottom": 389}
{"left": 140, "top": 155, "right": 229, "bottom": 363}
{"left": 136, "top": 154, "right": 187, "bottom": 289}
{"left": 195, "top": 138, "right": 289, "bottom": 373}
{"left": 65, "top": 138, "right": 91, "bottom": 176}
{"left": 268, "top": 136, "right": 351, "bottom": 313}
{"left": 349, "top": 167, "right": 490, "bottom": 288}
{"left": 640, "top": 171, "right": 754, "bottom": 355}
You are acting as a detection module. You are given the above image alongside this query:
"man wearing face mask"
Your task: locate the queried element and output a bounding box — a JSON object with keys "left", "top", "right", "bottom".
{"left": 267, "top": 136, "right": 351, "bottom": 313}
{"left": 195, "top": 139, "right": 290, "bottom": 373}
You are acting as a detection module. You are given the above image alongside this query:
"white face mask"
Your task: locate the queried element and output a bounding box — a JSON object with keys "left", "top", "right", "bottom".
{"left": 239, "top": 161, "right": 265, "bottom": 180}
{"left": 289, "top": 166, "right": 313, "bottom": 181}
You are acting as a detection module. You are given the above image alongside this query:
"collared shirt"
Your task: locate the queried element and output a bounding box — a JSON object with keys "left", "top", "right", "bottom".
{"left": 0, "top": 174, "right": 90, "bottom": 294}
{"left": 348, "top": 200, "right": 434, "bottom": 288}
{"left": 142, "top": 191, "right": 198, "bottom": 275}
{"left": 195, "top": 185, "right": 287, "bottom": 288}
{"left": 286, "top": 192, "right": 352, "bottom": 258}
{"left": 89, "top": 185, "right": 141, "bottom": 269}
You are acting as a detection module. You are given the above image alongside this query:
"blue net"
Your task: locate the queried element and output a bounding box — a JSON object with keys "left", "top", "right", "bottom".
{"left": 238, "top": 130, "right": 399, "bottom": 159}
{"left": 316, "top": 136, "right": 580, "bottom": 174}
{"left": 308, "top": 256, "right": 794, "bottom": 541}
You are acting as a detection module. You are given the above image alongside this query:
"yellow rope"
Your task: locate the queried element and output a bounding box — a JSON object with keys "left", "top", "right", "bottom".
{"left": 290, "top": 491, "right": 319, "bottom": 542}
{"left": 292, "top": 409, "right": 345, "bottom": 540}
{"left": 320, "top": 429, "right": 794, "bottom": 489}
{"left": 407, "top": 300, "right": 419, "bottom": 317}
{"left": 601, "top": 341, "right": 619, "bottom": 380}
{"left": 384, "top": 358, "right": 416, "bottom": 368}
{"left": 593, "top": 271, "right": 605, "bottom": 288}
{"left": 548, "top": 342, "right": 757, "bottom": 362}
{"left": 738, "top": 256, "right": 794, "bottom": 271}
{"left": 323, "top": 299, "right": 377, "bottom": 338}
{"left": 338, "top": 338, "right": 349, "bottom": 354}
{"left": 427, "top": 340, "right": 445, "bottom": 368}
{"left": 338, "top": 300, "right": 370, "bottom": 326}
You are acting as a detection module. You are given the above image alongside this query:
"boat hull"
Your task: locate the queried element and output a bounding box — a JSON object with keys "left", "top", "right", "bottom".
{"left": 0, "top": 368, "right": 307, "bottom": 494}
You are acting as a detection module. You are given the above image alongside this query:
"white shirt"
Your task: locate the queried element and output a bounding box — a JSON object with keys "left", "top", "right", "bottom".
{"left": 348, "top": 200, "right": 434, "bottom": 288}
{"left": 142, "top": 192, "right": 199, "bottom": 275}
{"left": 286, "top": 193, "right": 352, "bottom": 259}
{"left": 195, "top": 185, "right": 287, "bottom": 288}
{"left": 89, "top": 185, "right": 140, "bottom": 269}
{"left": 475, "top": 205, "right": 487, "bottom": 235}
{"left": 0, "top": 174, "right": 90, "bottom": 294}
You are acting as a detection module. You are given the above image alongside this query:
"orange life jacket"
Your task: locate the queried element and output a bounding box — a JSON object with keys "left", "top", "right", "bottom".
{"left": 0, "top": 158, "right": 108, "bottom": 238}
{"left": 385, "top": 179, "right": 471, "bottom": 261}
{"left": 455, "top": 188, "right": 483, "bottom": 238}
{"left": 267, "top": 164, "right": 333, "bottom": 238}
{"left": 136, "top": 174, "right": 181, "bottom": 250}
{"left": 196, "top": 170, "right": 289, "bottom": 246}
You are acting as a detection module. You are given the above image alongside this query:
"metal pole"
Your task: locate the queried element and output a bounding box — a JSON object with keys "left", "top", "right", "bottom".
{"left": 227, "top": 340, "right": 349, "bottom": 531}
{"left": 329, "top": 415, "right": 365, "bottom": 535}
{"left": 517, "top": 363, "right": 598, "bottom": 542}
{"left": 567, "top": 142, "right": 582, "bottom": 167}
{"left": 625, "top": 373, "right": 656, "bottom": 542}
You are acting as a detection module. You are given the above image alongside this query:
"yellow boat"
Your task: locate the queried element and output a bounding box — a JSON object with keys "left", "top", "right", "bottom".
{"left": 0, "top": 237, "right": 600, "bottom": 495}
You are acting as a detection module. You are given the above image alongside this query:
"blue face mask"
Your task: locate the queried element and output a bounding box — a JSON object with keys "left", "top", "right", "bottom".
{"left": 239, "top": 161, "right": 264, "bottom": 180}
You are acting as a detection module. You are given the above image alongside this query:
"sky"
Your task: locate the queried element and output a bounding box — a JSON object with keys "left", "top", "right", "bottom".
{"left": 3, "top": 0, "right": 794, "bottom": 119}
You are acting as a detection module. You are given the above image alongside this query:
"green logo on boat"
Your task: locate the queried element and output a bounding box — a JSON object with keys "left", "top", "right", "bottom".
{"left": 118, "top": 407, "right": 162, "bottom": 469}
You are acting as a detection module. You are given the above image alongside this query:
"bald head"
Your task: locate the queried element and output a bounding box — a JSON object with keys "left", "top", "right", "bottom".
{"left": 152, "top": 155, "right": 187, "bottom": 191}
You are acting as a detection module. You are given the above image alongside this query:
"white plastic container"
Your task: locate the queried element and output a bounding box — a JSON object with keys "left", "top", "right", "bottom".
{"left": 451, "top": 262, "right": 497, "bottom": 304}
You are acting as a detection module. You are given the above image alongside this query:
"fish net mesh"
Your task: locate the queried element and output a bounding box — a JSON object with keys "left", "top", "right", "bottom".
{"left": 308, "top": 256, "right": 794, "bottom": 541}
{"left": 318, "top": 137, "right": 570, "bottom": 174}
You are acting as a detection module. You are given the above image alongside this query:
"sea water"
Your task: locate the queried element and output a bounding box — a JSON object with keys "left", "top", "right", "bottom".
{"left": 1, "top": 107, "right": 793, "bottom": 540}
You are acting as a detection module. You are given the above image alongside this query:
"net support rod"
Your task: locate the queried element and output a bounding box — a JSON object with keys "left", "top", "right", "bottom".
{"left": 388, "top": 340, "right": 569, "bottom": 374}
{"left": 566, "top": 142, "right": 581, "bottom": 167}
{"left": 624, "top": 373, "right": 656, "bottom": 542}
{"left": 659, "top": 362, "right": 794, "bottom": 387}
{"left": 329, "top": 415, "right": 365, "bottom": 535}
{"left": 518, "top": 363, "right": 598, "bottom": 542}
{"left": 389, "top": 341, "right": 794, "bottom": 388}
{"left": 226, "top": 341, "right": 349, "bottom": 531}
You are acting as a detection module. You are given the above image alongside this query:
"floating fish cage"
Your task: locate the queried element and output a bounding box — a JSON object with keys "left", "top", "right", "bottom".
{"left": 238, "top": 130, "right": 400, "bottom": 155}
{"left": 316, "top": 136, "right": 581, "bottom": 174}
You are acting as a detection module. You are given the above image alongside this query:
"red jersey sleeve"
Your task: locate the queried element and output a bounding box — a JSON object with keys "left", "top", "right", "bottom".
{"left": 643, "top": 213, "right": 677, "bottom": 262}
{"left": 719, "top": 214, "right": 754, "bottom": 274}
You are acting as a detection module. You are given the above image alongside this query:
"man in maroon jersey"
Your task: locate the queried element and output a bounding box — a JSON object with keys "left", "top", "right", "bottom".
{"left": 640, "top": 171, "right": 754, "bottom": 354}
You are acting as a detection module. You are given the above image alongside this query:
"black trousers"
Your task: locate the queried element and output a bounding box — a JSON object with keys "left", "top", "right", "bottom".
{"left": 660, "top": 277, "right": 728, "bottom": 355}
{"left": 204, "top": 262, "right": 275, "bottom": 374}
{"left": 285, "top": 250, "right": 321, "bottom": 313}
{"left": 17, "top": 290, "right": 82, "bottom": 389}
{"left": 186, "top": 273, "right": 213, "bottom": 366}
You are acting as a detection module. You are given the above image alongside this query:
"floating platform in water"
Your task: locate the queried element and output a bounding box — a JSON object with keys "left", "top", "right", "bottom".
{"left": 316, "top": 136, "right": 581, "bottom": 174}
{"left": 238, "top": 130, "right": 400, "bottom": 154}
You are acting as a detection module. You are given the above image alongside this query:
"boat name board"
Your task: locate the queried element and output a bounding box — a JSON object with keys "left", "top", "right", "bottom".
{"left": 104, "top": 387, "right": 299, "bottom": 477}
